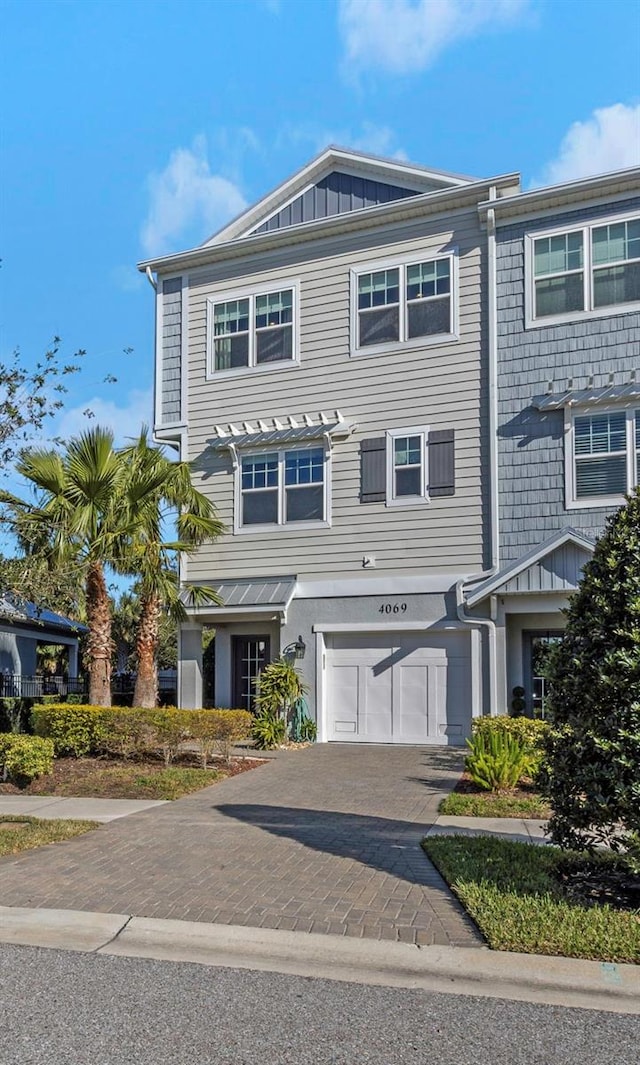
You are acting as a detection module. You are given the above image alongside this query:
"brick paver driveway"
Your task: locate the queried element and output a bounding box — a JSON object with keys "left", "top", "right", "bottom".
{"left": 0, "top": 745, "right": 482, "bottom": 947}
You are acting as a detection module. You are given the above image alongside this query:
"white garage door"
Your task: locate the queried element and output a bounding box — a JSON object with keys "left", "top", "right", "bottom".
{"left": 325, "top": 630, "right": 471, "bottom": 745}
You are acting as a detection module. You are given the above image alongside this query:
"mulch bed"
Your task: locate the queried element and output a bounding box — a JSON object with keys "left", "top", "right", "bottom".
{"left": 0, "top": 752, "right": 265, "bottom": 798}
{"left": 453, "top": 771, "right": 541, "bottom": 800}
{"left": 556, "top": 856, "right": 640, "bottom": 913}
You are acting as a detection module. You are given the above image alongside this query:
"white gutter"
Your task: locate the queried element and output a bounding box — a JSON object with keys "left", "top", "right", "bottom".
{"left": 456, "top": 186, "right": 501, "bottom": 718}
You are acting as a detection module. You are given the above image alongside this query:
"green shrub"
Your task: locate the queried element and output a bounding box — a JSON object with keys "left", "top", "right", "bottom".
{"left": 254, "top": 658, "right": 307, "bottom": 739}
{"left": 143, "top": 708, "right": 192, "bottom": 766}
{"left": 0, "top": 733, "right": 54, "bottom": 784}
{"left": 542, "top": 489, "right": 640, "bottom": 866}
{"left": 189, "top": 709, "right": 253, "bottom": 767}
{"left": 31, "top": 703, "right": 108, "bottom": 756}
{"left": 472, "top": 715, "right": 549, "bottom": 777}
{"left": 100, "top": 708, "right": 155, "bottom": 760}
{"left": 298, "top": 717, "right": 317, "bottom": 742}
{"left": 465, "top": 731, "right": 534, "bottom": 793}
{"left": 252, "top": 710, "right": 286, "bottom": 750}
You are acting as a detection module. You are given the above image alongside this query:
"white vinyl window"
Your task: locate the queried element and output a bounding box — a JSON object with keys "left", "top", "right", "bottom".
{"left": 208, "top": 284, "right": 297, "bottom": 374}
{"left": 567, "top": 407, "right": 640, "bottom": 508}
{"left": 386, "top": 426, "right": 429, "bottom": 506}
{"left": 527, "top": 214, "right": 640, "bottom": 326}
{"left": 238, "top": 446, "right": 328, "bottom": 530}
{"left": 352, "top": 254, "right": 456, "bottom": 355}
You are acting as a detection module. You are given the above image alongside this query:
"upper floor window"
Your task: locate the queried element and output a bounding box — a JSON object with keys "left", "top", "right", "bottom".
{"left": 208, "top": 284, "right": 297, "bottom": 376}
{"left": 352, "top": 254, "right": 456, "bottom": 355}
{"left": 237, "top": 446, "right": 328, "bottom": 530}
{"left": 566, "top": 407, "right": 640, "bottom": 508}
{"left": 385, "top": 426, "right": 430, "bottom": 506}
{"left": 527, "top": 215, "right": 640, "bottom": 326}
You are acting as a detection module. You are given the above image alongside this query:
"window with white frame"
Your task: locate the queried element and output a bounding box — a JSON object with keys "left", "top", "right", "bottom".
{"left": 528, "top": 215, "right": 640, "bottom": 324}
{"left": 353, "top": 255, "right": 454, "bottom": 353}
{"left": 386, "top": 427, "right": 429, "bottom": 505}
{"left": 568, "top": 408, "right": 640, "bottom": 505}
{"left": 210, "top": 286, "right": 295, "bottom": 373}
{"left": 239, "top": 446, "right": 327, "bottom": 528}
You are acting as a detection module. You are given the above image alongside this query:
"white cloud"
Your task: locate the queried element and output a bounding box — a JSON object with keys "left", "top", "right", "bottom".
{"left": 141, "top": 136, "right": 247, "bottom": 256}
{"left": 56, "top": 388, "right": 154, "bottom": 447}
{"left": 280, "top": 121, "right": 406, "bottom": 160}
{"left": 531, "top": 103, "right": 640, "bottom": 187}
{"left": 338, "top": 0, "right": 531, "bottom": 75}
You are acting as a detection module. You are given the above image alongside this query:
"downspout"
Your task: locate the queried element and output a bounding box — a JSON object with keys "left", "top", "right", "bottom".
{"left": 456, "top": 187, "right": 500, "bottom": 718}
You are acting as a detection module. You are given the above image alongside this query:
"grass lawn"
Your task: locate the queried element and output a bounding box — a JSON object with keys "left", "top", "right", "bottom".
{"left": 439, "top": 790, "right": 551, "bottom": 819}
{"left": 0, "top": 815, "right": 98, "bottom": 857}
{"left": 423, "top": 834, "right": 640, "bottom": 964}
{"left": 0, "top": 756, "right": 264, "bottom": 801}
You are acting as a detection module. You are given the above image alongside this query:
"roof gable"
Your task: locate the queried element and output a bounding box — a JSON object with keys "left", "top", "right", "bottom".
{"left": 203, "top": 146, "right": 474, "bottom": 247}
{"left": 466, "top": 529, "right": 595, "bottom": 605}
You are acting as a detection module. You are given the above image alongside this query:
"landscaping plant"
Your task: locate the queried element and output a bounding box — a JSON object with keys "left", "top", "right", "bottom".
{"left": 252, "top": 657, "right": 308, "bottom": 749}
{"left": 0, "top": 734, "right": 54, "bottom": 784}
{"left": 464, "top": 731, "right": 534, "bottom": 792}
{"left": 542, "top": 488, "right": 640, "bottom": 868}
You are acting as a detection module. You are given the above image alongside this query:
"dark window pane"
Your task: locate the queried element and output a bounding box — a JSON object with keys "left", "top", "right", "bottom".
{"left": 242, "top": 490, "right": 278, "bottom": 525}
{"left": 215, "top": 334, "right": 249, "bottom": 371}
{"left": 285, "top": 485, "right": 324, "bottom": 522}
{"left": 407, "top": 297, "right": 451, "bottom": 338}
{"left": 593, "top": 262, "right": 640, "bottom": 308}
{"left": 395, "top": 467, "right": 422, "bottom": 496}
{"left": 358, "top": 306, "right": 399, "bottom": 347}
{"left": 576, "top": 455, "right": 627, "bottom": 498}
{"left": 535, "top": 273, "right": 584, "bottom": 317}
{"left": 256, "top": 325, "right": 293, "bottom": 363}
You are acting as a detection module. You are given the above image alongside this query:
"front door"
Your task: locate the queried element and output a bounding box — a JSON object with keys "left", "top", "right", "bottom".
{"left": 524, "top": 631, "right": 563, "bottom": 718}
{"left": 232, "top": 635, "right": 270, "bottom": 712}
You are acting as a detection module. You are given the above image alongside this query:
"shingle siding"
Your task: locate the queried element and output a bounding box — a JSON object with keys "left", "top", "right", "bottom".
{"left": 160, "top": 278, "right": 182, "bottom": 425}
{"left": 497, "top": 196, "right": 640, "bottom": 566}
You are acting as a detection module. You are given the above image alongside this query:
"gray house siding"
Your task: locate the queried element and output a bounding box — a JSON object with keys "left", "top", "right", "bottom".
{"left": 160, "top": 277, "right": 182, "bottom": 425}
{"left": 181, "top": 205, "right": 491, "bottom": 582}
{"left": 496, "top": 196, "right": 640, "bottom": 566}
{"left": 251, "top": 171, "right": 420, "bottom": 234}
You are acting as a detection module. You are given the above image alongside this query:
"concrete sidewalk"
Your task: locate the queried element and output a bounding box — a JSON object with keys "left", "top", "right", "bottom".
{"left": 426, "top": 814, "right": 548, "bottom": 844}
{"left": 0, "top": 795, "right": 167, "bottom": 822}
{"left": 0, "top": 904, "right": 637, "bottom": 1015}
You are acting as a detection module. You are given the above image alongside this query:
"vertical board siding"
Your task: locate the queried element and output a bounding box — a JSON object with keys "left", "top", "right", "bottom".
{"left": 179, "top": 206, "right": 489, "bottom": 582}
{"left": 161, "top": 277, "right": 182, "bottom": 425}
{"left": 496, "top": 196, "right": 640, "bottom": 567}
{"left": 252, "top": 171, "right": 423, "bottom": 234}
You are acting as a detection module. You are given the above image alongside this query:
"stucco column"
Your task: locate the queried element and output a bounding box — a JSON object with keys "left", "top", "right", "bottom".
{"left": 178, "top": 623, "right": 203, "bottom": 709}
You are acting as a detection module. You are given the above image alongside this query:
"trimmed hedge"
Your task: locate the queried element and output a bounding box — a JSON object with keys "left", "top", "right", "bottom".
{"left": 0, "top": 733, "right": 55, "bottom": 784}
{"left": 31, "top": 704, "right": 253, "bottom": 763}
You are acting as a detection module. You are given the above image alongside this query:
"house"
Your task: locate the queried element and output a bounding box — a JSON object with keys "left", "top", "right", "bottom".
{"left": 467, "top": 166, "right": 640, "bottom": 716}
{"left": 139, "top": 146, "right": 523, "bottom": 743}
{"left": 0, "top": 594, "right": 84, "bottom": 696}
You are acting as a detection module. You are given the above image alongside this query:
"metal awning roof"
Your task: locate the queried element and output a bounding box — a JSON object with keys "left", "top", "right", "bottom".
{"left": 0, "top": 595, "right": 87, "bottom": 635}
{"left": 533, "top": 382, "right": 640, "bottom": 411}
{"left": 186, "top": 577, "right": 297, "bottom": 619}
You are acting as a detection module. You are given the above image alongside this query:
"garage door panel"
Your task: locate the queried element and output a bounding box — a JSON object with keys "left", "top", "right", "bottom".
{"left": 326, "top": 630, "right": 471, "bottom": 745}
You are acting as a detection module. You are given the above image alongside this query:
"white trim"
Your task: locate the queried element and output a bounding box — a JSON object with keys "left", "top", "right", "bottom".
{"left": 180, "top": 273, "right": 189, "bottom": 428}
{"left": 205, "top": 279, "right": 300, "bottom": 379}
{"left": 153, "top": 282, "right": 163, "bottom": 429}
{"left": 525, "top": 209, "right": 640, "bottom": 329}
{"left": 315, "top": 629, "right": 327, "bottom": 743}
{"left": 233, "top": 441, "right": 332, "bottom": 534}
{"left": 478, "top": 167, "right": 640, "bottom": 225}
{"left": 564, "top": 403, "right": 639, "bottom": 510}
{"left": 349, "top": 249, "right": 458, "bottom": 358}
{"left": 312, "top": 621, "right": 468, "bottom": 633}
{"left": 465, "top": 529, "right": 595, "bottom": 606}
{"left": 385, "top": 425, "right": 430, "bottom": 507}
{"left": 295, "top": 574, "right": 465, "bottom": 598}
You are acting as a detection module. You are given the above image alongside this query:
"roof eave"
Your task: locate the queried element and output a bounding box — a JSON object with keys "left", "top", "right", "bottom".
{"left": 478, "top": 167, "right": 640, "bottom": 224}
{"left": 465, "top": 528, "right": 595, "bottom": 606}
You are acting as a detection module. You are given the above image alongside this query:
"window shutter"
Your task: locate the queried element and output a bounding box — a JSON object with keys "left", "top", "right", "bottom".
{"left": 360, "top": 437, "right": 386, "bottom": 502}
{"left": 428, "top": 429, "right": 455, "bottom": 497}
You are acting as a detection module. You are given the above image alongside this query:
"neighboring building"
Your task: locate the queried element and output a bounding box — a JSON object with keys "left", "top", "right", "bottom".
{"left": 140, "top": 146, "right": 520, "bottom": 743}
{"left": 139, "top": 147, "right": 640, "bottom": 739}
{"left": 468, "top": 167, "right": 640, "bottom": 717}
{"left": 0, "top": 595, "right": 84, "bottom": 695}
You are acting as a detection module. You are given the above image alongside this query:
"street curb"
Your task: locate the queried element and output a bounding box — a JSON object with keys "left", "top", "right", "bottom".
{"left": 0, "top": 905, "right": 638, "bottom": 1013}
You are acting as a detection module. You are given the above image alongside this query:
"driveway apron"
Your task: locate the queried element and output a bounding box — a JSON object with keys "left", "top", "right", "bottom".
{"left": 0, "top": 745, "right": 482, "bottom": 947}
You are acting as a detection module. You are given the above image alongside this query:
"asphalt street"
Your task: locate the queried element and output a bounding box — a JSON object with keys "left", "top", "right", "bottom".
{"left": 1, "top": 945, "right": 638, "bottom": 1065}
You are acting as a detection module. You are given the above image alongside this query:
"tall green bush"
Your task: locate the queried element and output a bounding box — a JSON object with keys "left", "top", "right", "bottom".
{"left": 0, "top": 734, "right": 54, "bottom": 784}
{"left": 542, "top": 489, "right": 640, "bottom": 864}
{"left": 253, "top": 658, "right": 307, "bottom": 748}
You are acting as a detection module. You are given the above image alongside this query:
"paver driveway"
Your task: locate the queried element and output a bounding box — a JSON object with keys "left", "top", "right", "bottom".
{"left": 0, "top": 744, "right": 482, "bottom": 947}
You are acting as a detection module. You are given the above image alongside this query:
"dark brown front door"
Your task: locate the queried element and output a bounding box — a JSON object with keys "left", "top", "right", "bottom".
{"left": 232, "top": 635, "right": 270, "bottom": 712}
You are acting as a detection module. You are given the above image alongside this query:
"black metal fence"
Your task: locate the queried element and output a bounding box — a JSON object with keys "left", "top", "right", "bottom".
{"left": 0, "top": 672, "right": 177, "bottom": 703}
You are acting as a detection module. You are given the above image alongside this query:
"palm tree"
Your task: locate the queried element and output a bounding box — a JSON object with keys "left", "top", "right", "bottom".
{"left": 0, "top": 427, "right": 168, "bottom": 706}
{"left": 120, "top": 430, "right": 223, "bottom": 709}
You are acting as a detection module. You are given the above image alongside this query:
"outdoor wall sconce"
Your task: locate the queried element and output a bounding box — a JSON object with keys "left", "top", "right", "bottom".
{"left": 283, "top": 635, "right": 306, "bottom": 660}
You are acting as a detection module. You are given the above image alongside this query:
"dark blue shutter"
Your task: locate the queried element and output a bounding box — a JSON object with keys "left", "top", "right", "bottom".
{"left": 360, "top": 437, "right": 386, "bottom": 502}
{"left": 428, "top": 429, "right": 455, "bottom": 497}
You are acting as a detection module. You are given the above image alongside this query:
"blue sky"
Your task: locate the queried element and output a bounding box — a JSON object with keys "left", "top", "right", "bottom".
{"left": 1, "top": 0, "right": 639, "bottom": 448}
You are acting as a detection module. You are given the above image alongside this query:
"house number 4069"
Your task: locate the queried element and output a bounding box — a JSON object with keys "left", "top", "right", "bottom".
{"left": 378, "top": 603, "right": 407, "bottom": 614}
